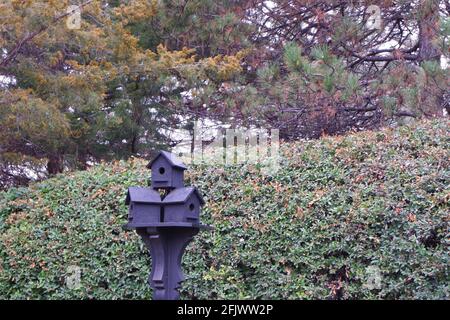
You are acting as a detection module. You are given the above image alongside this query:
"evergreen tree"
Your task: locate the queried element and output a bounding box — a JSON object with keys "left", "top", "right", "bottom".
{"left": 229, "top": 0, "right": 449, "bottom": 138}
{"left": 0, "top": 0, "right": 245, "bottom": 188}
{"left": 0, "top": 0, "right": 448, "bottom": 188}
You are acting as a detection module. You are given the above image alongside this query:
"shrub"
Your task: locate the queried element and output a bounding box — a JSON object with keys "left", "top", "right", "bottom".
{"left": 0, "top": 119, "right": 448, "bottom": 299}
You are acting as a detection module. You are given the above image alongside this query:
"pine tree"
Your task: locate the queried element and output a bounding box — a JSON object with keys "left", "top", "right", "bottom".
{"left": 0, "top": 0, "right": 245, "bottom": 188}
{"left": 227, "top": 0, "right": 449, "bottom": 139}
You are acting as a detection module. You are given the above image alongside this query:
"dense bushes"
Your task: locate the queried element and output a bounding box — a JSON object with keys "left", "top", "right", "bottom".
{"left": 0, "top": 119, "right": 448, "bottom": 299}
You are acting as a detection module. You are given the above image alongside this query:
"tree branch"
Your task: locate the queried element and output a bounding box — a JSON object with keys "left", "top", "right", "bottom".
{"left": 0, "top": 0, "right": 94, "bottom": 68}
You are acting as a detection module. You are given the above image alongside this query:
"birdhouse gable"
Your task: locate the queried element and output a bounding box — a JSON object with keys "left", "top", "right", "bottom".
{"left": 125, "top": 187, "right": 162, "bottom": 228}
{"left": 146, "top": 151, "right": 187, "bottom": 170}
{"left": 125, "top": 187, "right": 161, "bottom": 205}
{"left": 162, "top": 187, "right": 205, "bottom": 205}
{"left": 162, "top": 187, "right": 204, "bottom": 224}
{"left": 148, "top": 151, "right": 187, "bottom": 189}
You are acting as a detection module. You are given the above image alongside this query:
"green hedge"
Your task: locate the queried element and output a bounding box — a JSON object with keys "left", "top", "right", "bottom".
{"left": 0, "top": 119, "right": 449, "bottom": 299}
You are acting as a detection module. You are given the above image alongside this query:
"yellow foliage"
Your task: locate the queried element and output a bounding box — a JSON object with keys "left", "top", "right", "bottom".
{"left": 49, "top": 51, "right": 64, "bottom": 67}
{"left": 0, "top": 89, "right": 71, "bottom": 149}
{"left": 111, "top": 25, "right": 140, "bottom": 62}
{"left": 156, "top": 44, "right": 196, "bottom": 68}
{"left": 11, "top": 0, "right": 34, "bottom": 10}
{"left": 202, "top": 50, "right": 247, "bottom": 81}
{"left": 114, "top": 0, "right": 158, "bottom": 24}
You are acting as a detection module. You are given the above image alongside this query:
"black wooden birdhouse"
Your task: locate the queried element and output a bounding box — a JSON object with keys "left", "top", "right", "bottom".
{"left": 162, "top": 186, "right": 205, "bottom": 224}
{"left": 124, "top": 149, "right": 211, "bottom": 300}
{"left": 125, "top": 187, "right": 162, "bottom": 227}
{"left": 147, "top": 151, "right": 187, "bottom": 189}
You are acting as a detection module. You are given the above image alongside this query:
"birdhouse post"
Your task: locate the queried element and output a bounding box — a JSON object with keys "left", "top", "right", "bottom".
{"left": 124, "top": 151, "right": 210, "bottom": 300}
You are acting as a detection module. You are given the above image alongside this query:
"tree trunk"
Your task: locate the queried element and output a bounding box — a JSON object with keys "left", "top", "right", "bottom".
{"left": 77, "top": 151, "right": 88, "bottom": 170}
{"left": 131, "top": 134, "right": 138, "bottom": 155}
{"left": 418, "top": 0, "right": 441, "bottom": 63}
{"left": 47, "top": 155, "right": 63, "bottom": 175}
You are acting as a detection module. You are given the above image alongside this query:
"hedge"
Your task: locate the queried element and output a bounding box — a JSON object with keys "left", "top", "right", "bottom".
{"left": 0, "top": 119, "right": 449, "bottom": 299}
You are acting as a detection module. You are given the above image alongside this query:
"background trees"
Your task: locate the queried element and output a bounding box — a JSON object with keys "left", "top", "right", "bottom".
{"left": 0, "top": 0, "right": 245, "bottom": 188}
{"left": 1, "top": 0, "right": 448, "bottom": 189}
{"left": 232, "top": 0, "right": 449, "bottom": 139}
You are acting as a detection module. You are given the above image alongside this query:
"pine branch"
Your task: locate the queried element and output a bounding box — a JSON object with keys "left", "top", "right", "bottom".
{"left": 0, "top": 0, "right": 94, "bottom": 69}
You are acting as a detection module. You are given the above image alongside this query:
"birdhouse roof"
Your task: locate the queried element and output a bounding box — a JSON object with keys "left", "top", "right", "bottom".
{"left": 146, "top": 150, "right": 187, "bottom": 170}
{"left": 125, "top": 187, "right": 161, "bottom": 205}
{"left": 162, "top": 186, "right": 205, "bottom": 205}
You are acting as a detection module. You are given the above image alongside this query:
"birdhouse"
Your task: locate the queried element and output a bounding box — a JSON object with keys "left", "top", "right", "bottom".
{"left": 125, "top": 187, "right": 162, "bottom": 227}
{"left": 123, "top": 149, "right": 212, "bottom": 300}
{"left": 147, "top": 151, "right": 187, "bottom": 189}
{"left": 162, "top": 187, "right": 205, "bottom": 224}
